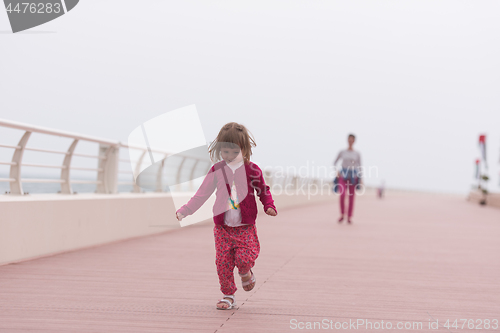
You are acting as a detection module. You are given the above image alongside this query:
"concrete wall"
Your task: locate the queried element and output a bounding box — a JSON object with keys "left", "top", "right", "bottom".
{"left": 0, "top": 189, "right": 341, "bottom": 266}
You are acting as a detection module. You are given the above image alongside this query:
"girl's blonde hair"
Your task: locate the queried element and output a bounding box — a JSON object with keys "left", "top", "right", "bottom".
{"left": 208, "top": 122, "right": 256, "bottom": 164}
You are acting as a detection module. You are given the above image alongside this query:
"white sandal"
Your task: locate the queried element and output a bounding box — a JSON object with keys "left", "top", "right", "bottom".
{"left": 238, "top": 269, "right": 256, "bottom": 291}
{"left": 216, "top": 295, "right": 236, "bottom": 310}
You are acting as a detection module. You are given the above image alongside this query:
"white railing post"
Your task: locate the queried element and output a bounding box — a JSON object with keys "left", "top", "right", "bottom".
{"left": 60, "top": 139, "right": 78, "bottom": 194}
{"left": 96, "top": 144, "right": 119, "bottom": 194}
{"left": 9, "top": 131, "right": 31, "bottom": 195}
{"left": 189, "top": 160, "right": 199, "bottom": 192}
{"left": 132, "top": 150, "right": 146, "bottom": 193}
{"left": 155, "top": 154, "right": 168, "bottom": 193}
{"left": 96, "top": 145, "right": 108, "bottom": 193}
{"left": 175, "top": 157, "right": 187, "bottom": 192}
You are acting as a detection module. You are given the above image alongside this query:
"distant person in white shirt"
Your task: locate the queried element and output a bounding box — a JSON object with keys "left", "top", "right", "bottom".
{"left": 333, "top": 134, "right": 362, "bottom": 224}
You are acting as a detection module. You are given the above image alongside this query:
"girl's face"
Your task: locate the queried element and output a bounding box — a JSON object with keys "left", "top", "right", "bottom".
{"left": 221, "top": 146, "right": 243, "bottom": 164}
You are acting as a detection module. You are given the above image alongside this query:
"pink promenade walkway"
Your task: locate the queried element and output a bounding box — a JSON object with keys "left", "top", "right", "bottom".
{"left": 1, "top": 191, "right": 499, "bottom": 333}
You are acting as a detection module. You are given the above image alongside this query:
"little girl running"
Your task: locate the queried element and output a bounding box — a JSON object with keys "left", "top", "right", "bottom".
{"left": 175, "top": 122, "right": 277, "bottom": 310}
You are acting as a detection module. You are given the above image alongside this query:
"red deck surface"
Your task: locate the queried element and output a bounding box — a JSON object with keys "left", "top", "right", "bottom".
{"left": 1, "top": 191, "right": 499, "bottom": 332}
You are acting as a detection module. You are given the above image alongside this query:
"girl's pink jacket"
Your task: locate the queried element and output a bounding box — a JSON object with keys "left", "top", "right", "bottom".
{"left": 176, "top": 160, "right": 277, "bottom": 225}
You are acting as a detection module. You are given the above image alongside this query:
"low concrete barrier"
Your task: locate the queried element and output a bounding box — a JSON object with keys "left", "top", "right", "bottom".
{"left": 0, "top": 189, "right": 343, "bottom": 266}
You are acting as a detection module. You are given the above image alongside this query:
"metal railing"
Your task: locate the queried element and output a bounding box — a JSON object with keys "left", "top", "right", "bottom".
{"left": 0, "top": 118, "right": 324, "bottom": 196}
{"left": 0, "top": 118, "right": 214, "bottom": 195}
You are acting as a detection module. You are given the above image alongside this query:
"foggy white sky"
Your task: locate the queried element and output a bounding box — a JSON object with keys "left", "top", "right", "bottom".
{"left": 1, "top": 0, "right": 499, "bottom": 194}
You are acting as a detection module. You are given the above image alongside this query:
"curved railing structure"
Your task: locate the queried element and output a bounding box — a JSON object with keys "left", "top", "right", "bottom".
{"left": 0, "top": 119, "right": 118, "bottom": 195}
{"left": 0, "top": 118, "right": 322, "bottom": 195}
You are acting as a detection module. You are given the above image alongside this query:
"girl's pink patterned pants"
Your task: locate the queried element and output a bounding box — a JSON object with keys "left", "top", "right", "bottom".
{"left": 214, "top": 224, "right": 260, "bottom": 295}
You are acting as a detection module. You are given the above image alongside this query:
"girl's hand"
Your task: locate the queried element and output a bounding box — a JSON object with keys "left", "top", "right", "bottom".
{"left": 176, "top": 212, "right": 185, "bottom": 221}
{"left": 265, "top": 208, "right": 277, "bottom": 216}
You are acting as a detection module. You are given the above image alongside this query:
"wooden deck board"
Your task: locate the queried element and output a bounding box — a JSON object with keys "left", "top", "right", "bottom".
{"left": 1, "top": 192, "right": 499, "bottom": 332}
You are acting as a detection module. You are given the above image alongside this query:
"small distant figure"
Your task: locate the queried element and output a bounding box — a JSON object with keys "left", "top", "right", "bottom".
{"left": 333, "top": 133, "right": 362, "bottom": 224}
{"left": 377, "top": 180, "right": 385, "bottom": 199}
